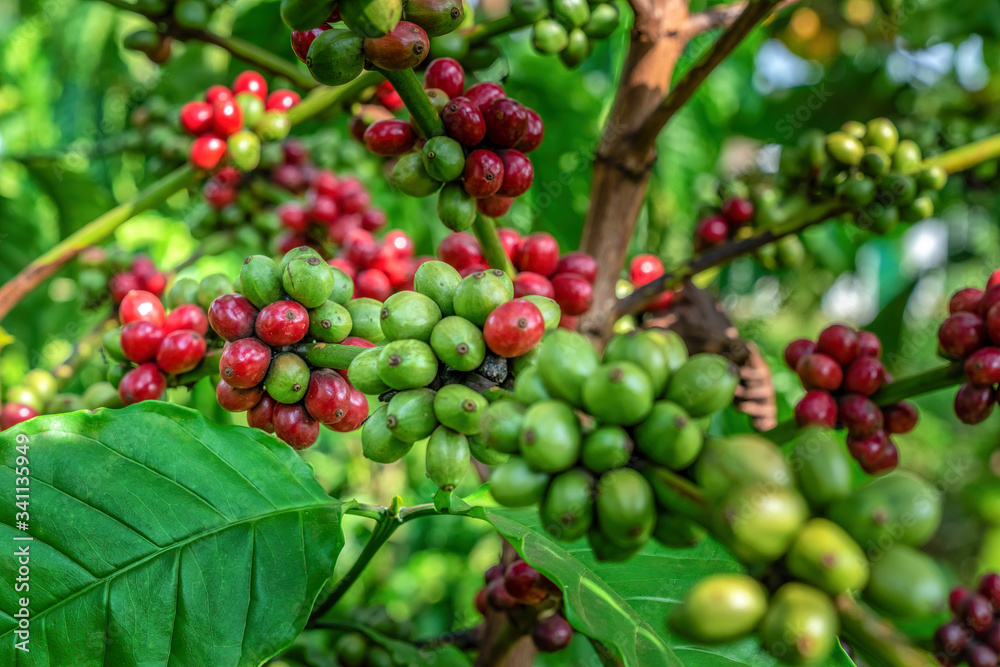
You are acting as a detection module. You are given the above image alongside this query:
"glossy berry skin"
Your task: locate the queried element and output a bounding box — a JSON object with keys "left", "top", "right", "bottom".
{"left": 555, "top": 252, "right": 598, "bottom": 284}
{"left": 951, "top": 288, "right": 985, "bottom": 314}
{"left": 856, "top": 330, "right": 882, "bottom": 358}
{"left": 989, "top": 304, "right": 1000, "bottom": 346}
{"left": 533, "top": 614, "right": 573, "bottom": 653}
{"left": 204, "top": 85, "right": 233, "bottom": 106}
{"left": 518, "top": 233, "right": 560, "bottom": 277}
{"left": 794, "top": 390, "right": 838, "bottom": 428}
{"left": 307, "top": 194, "right": 339, "bottom": 224}
{"left": 272, "top": 403, "right": 319, "bottom": 449}
{"left": 966, "top": 594, "right": 995, "bottom": 633}
{"left": 695, "top": 215, "right": 729, "bottom": 244}
{"left": 255, "top": 301, "right": 309, "bottom": 346}
{"left": 384, "top": 230, "right": 415, "bottom": 259}
{"left": 838, "top": 394, "right": 883, "bottom": 437}
{"left": 967, "top": 643, "right": 999, "bottom": 667}
{"left": 208, "top": 293, "right": 258, "bottom": 341}
{"left": 842, "top": 356, "right": 886, "bottom": 396}
{"left": 156, "top": 330, "right": 206, "bottom": 374}
{"left": 629, "top": 254, "right": 663, "bottom": 286}
{"left": 110, "top": 273, "right": 143, "bottom": 304}
{"left": 233, "top": 70, "right": 267, "bottom": 99}
{"left": 720, "top": 197, "right": 754, "bottom": 225}
{"left": 817, "top": 324, "right": 859, "bottom": 365}
{"left": 966, "top": 347, "right": 1000, "bottom": 386}
{"left": 424, "top": 58, "right": 464, "bottom": 99}
{"left": 247, "top": 394, "right": 277, "bottom": 432}
{"left": 883, "top": 402, "right": 918, "bottom": 434}
{"left": 485, "top": 564, "right": 505, "bottom": 583}
{"left": 514, "top": 108, "right": 544, "bottom": 153}
{"left": 272, "top": 163, "right": 306, "bottom": 192}
{"left": 336, "top": 178, "right": 371, "bottom": 214}
{"left": 484, "top": 299, "right": 545, "bottom": 357}
{"left": 327, "top": 387, "right": 369, "bottom": 431}
{"left": 496, "top": 150, "right": 533, "bottom": 197}
{"left": 0, "top": 403, "right": 38, "bottom": 430}
{"left": 180, "top": 101, "right": 213, "bottom": 135}
{"left": 784, "top": 339, "right": 817, "bottom": 370}
{"left": 980, "top": 286, "right": 1000, "bottom": 318}
{"left": 954, "top": 382, "right": 996, "bottom": 425}
{"left": 363, "top": 120, "right": 416, "bottom": 156}
{"left": 487, "top": 578, "right": 519, "bottom": 610}
{"left": 484, "top": 98, "right": 527, "bottom": 148}
{"left": 441, "top": 97, "right": 486, "bottom": 147}
{"left": 215, "top": 380, "right": 264, "bottom": 412}
{"left": 477, "top": 195, "right": 512, "bottom": 217}
{"left": 438, "top": 232, "right": 484, "bottom": 271}
{"left": 361, "top": 209, "right": 387, "bottom": 232}
{"left": 935, "top": 622, "right": 969, "bottom": 660}
{"left": 266, "top": 89, "right": 300, "bottom": 111}
{"left": 163, "top": 304, "right": 209, "bottom": 336}
{"left": 354, "top": 269, "right": 393, "bottom": 301}
{"left": 980, "top": 573, "right": 1000, "bottom": 607}
{"left": 796, "top": 353, "right": 843, "bottom": 391}
{"left": 202, "top": 178, "right": 237, "bottom": 209}
{"left": 120, "top": 289, "right": 166, "bottom": 326}
{"left": 950, "top": 587, "right": 974, "bottom": 615}
{"left": 211, "top": 99, "right": 243, "bottom": 138}
{"left": 939, "top": 312, "right": 987, "bottom": 359}
{"left": 343, "top": 229, "right": 379, "bottom": 266}
{"left": 464, "top": 81, "right": 505, "bottom": 112}
{"left": 189, "top": 134, "right": 227, "bottom": 170}
{"left": 304, "top": 369, "right": 351, "bottom": 424}
{"left": 552, "top": 273, "right": 593, "bottom": 315}
{"left": 219, "top": 338, "right": 271, "bottom": 389}
{"left": 847, "top": 430, "right": 897, "bottom": 475}
{"left": 503, "top": 561, "right": 547, "bottom": 604}
{"left": 463, "top": 149, "right": 505, "bottom": 199}
{"left": 121, "top": 321, "right": 165, "bottom": 363}
{"left": 118, "top": 363, "right": 167, "bottom": 406}
{"left": 513, "top": 272, "right": 555, "bottom": 299}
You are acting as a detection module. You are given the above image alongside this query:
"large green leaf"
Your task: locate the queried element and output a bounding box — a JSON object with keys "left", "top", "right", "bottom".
{"left": 0, "top": 403, "right": 348, "bottom": 666}
{"left": 481, "top": 507, "right": 854, "bottom": 667}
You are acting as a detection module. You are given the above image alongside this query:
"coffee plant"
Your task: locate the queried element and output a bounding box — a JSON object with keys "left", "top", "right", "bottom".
{"left": 2, "top": 0, "right": 1000, "bottom": 665}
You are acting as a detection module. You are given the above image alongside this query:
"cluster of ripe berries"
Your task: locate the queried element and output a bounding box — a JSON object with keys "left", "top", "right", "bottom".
{"left": 785, "top": 324, "right": 915, "bottom": 475}
{"left": 209, "top": 247, "right": 372, "bottom": 448}
{"left": 181, "top": 71, "right": 300, "bottom": 171}
{"left": 475, "top": 558, "right": 573, "bottom": 653}
{"left": 693, "top": 197, "right": 755, "bottom": 250}
{"left": 935, "top": 574, "right": 1000, "bottom": 667}
{"left": 102, "top": 290, "right": 211, "bottom": 406}
{"left": 334, "top": 229, "right": 426, "bottom": 300}
{"left": 938, "top": 271, "right": 1000, "bottom": 425}
{"left": 436, "top": 230, "right": 595, "bottom": 328}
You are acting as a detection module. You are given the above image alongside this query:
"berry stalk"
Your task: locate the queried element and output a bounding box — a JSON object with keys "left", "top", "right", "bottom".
{"left": 472, "top": 215, "right": 516, "bottom": 275}
{"left": 287, "top": 71, "right": 382, "bottom": 126}
{"left": 371, "top": 67, "right": 445, "bottom": 139}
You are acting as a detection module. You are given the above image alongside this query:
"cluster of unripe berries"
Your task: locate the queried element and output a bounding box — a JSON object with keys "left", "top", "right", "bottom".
{"left": 935, "top": 574, "right": 1000, "bottom": 667}
{"left": 102, "top": 290, "right": 210, "bottom": 406}
{"left": 517, "top": 0, "right": 620, "bottom": 67}
{"left": 692, "top": 197, "right": 755, "bottom": 250}
{"left": 436, "top": 230, "right": 596, "bottom": 328}
{"left": 329, "top": 606, "right": 415, "bottom": 667}
{"left": 1, "top": 369, "right": 121, "bottom": 431}
{"left": 209, "top": 247, "right": 371, "bottom": 448}
{"left": 333, "top": 229, "right": 425, "bottom": 300}
{"left": 480, "top": 328, "right": 741, "bottom": 560}
{"left": 938, "top": 271, "right": 1000, "bottom": 425}
{"left": 475, "top": 558, "right": 573, "bottom": 653}
{"left": 75, "top": 247, "right": 168, "bottom": 310}
{"left": 181, "top": 71, "right": 300, "bottom": 171}
{"left": 785, "top": 324, "right": 915, "bottom": 475}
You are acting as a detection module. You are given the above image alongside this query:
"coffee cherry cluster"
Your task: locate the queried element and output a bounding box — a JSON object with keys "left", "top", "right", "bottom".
{"left": 692, "top": 197, "right": 755, "bottom": 250}
{"left": 101, "top": 290, "right": 210, "bottom": 406}
{"left": 74, "top": 247, "right": 168, "bottom": 310}
{"left": 475, "top": 558, "right": 573, "bottom": 653}
{"left": 435, "top": 230, "right": 596, "bottom": 328}
{"left": 784, "top": 324, "right": 915, "bottom": 475}
{"left": 328, "top": 606, "right": 415, "bottom": 667}
{"left": 481, "top": 329, "right": 742, "bottom": 560}
{"left": 181, "top": 71, "right": 299, "bottom": 171}
{"left": 935, "top": 574, "right": 1000, "bottom": 666}
{"left": 332, "top": 229, "right": 426, "bottom": 299}
{"left": 1, "top": 369, "right": 121, "bottom": 431}
{"left": 520, "top": 0, "right": 620, "bottom": 67}
{"left": 353, "top": 262, "right": 556, "bottom": 491}
{"left": 209, "top": 247, "right": 372, "bottom": 448}
{"left": 938, "top": 271, "right": 1000, "bottom": 425}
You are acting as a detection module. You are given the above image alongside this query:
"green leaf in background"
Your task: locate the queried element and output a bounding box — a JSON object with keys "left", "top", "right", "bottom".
{"left": 0, "top": 403, "right": 348, "bottom": 666}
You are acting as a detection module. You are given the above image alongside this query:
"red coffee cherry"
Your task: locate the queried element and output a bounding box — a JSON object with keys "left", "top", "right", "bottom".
{"left": 233, "top": 70, "right": 267, "bottom": 99}
{"left": 518, "top": 233, "right": 560, "bottom": 277}
{"left": 219, "top": 338, "right": 271, "bottom": 389}
{"left": 364, "top": 120, "right": 416, "bottom": 156}
{"left": 203, "top": 178, "right": 238, "bottom": 209}
{"left": 954, "top": 382, "right": 996, "bottom": 425}
{"left": 272, "top": 402, "right": 319, "bottom": 449}
{"left": 464, "top": 81, "right": 505, "bottom": 112}
{"left": 487, "top": 577, "right": 519, "bottom": 610}
{"left": 384, "top": 230, "right": 415, "bottom": 259}
{"left": 208, "top": 293, "right": 259, "bottom": 341}
{"left": 967, "top": 643, "right": 999, "bottom": 667}
{"left": 935, "top": 622, "right": 970, "bottom": 661}
{"left": 513, "top": 272, "right": 555, "bottom": 299}
{"left": 794, "top": 390, "right": 838, "bottom": 428}
{"left": 485, "top": 564, "right": 505, "bottom": 583}
{"left": 163, "top": 304, "right": 209, "bottom": 336}
{"left": 856, "top": 330, "right": 882, "bottom": 358}
{"left": 965, "top": 347, "right": 1000, "bottom": 386}
{"left": 837, "top": 394, "right": 883, "bottom": 437}
{"left": 484, "top": 299, "right": 545, "bottom": 357}
{"left": 110, "top": 273, "right": 143, "bottom": 304}
{"left": 720, "top": 197, "right": 754, "bottom": 225}
{"left": 423, "top": 57, "right": 465, "bottom": 99}
{"left": 354, "top": 269, "right": 393, "bottom": 301}
{"left": 328, "top": 387, "right": 369, "bottom": 431}
{"left": 555, "top": 252, "right": 597, "bottom": 284}
{"left": 120, "top": 289, "right": 166, "bottom": 325}
{"left": 552, "top": 273, "right": 593, "bottom": 316}
{"left": 118, "top": 363, "right": 167, "bottom": 406}
{"left": 980, "top": 285, "right": 1000, "bottom": 317}
{"left": 247, "top": 394, "right": 277, "bottom": 432}
{"left": 533, "top": 614, "right": 573, "bottom": 653}
{"left": 272, "top": 163, "right": 306, "bottom": 192}
{"left": 784, "top": 339, "right": 817, "bottom": 370}
{"left": 438, "top": 232, "right": 484, "bottom": 271}
{"left": 255, "top": 300, "right": 309, "bottom": 346}
{"left": 497, "top": 228, "right": 522, "bottom": 262}
{"left": 0, "top": 403, "right": 38, "bottom": 431}
{"left": 817, "top": 324, "right": 860, "bottom": 366}
{"left": 514, "top": 107, "right": 544, "bottom": 153}
{"left": 484, "top": 97, "right": 527, "bottom": 149}
{"left": 266, "top": 89, "right": 301, "bottom": 111}
{"left": 497, "top": 150, "right": 534, "bottom": 197}
{"left": 474, "top": 587, "right": 489, "bottom": 615}
{"left": 951, "top": 586, "right": 974, "bottom": 615}
{"left": 343, "top": 229, "right": 379, "bottom": 266}
{"left": 282, "top": 138, "right": 309, "bottom": 164}
{"left": 204, "top": 85, "right": 233, "bottom": 105}
{"left": 463, "top": 149, "right": 505, "bottom": 199}
{"left": 503, "top": 560, "right": 547, "bottom": 604}
{"left": 629, "top": 254, "right": 663, "bottom": 285}
{"left": 156, "top": 330, "right": 207, "bottom": 374}
{"left": 180, "top": 101, "right": 213, "bottom": 135}
{"left": 979, "top": 573, "right": 1000, "bottom": 608}
{"left": 939, "top": 312, "right": 987, "bottom": 359}
{"left": 441, "top": 97, "right": 486, "bottom": 147}
{"left": 216, "top": 380, "right": 264, "bottom": 412}
{"left": 988, "top": 304, "right": 1000, "bottom": 346}
{"left": 965, "top": 594, "right": 995, "bottom": 634}
{"left": 847, "top": 430, "right": 897, "bottom": 475}
{"left": 276, "top": 201, "right": 308, "bottom": 232}
{"left": 361, "top": 209, "right": 387, "bottom": 232}
{"left": 842, "top": 356, "right": 886, "bottom": 396}
{"left": 304, "top": 369, "right": 352, "bottom": 424}
{"left": 211, "top": 99, "right": 243, "bottom": 138}
{"left": 189, "top": 134, "right": 227, "bottom": 170}
{"left": 477, "top": 195, "right": 513, "bottom": 218}
{"left": 796, "top": 353, "right": 843, "bottom": 391}
{"left": 695, "top": 215, "right": 729, "bottom": 245}
{"left": 882, "top": 401, "right": 918, "bottom": 434}
{"left": 336, "top": 177, "right": 372, "bottom": 214}
{"left": 121, "top": 321, "right": 165, "bottom": 363}
{"left": 951, "top": 287, "right": 985, "bottom": 314}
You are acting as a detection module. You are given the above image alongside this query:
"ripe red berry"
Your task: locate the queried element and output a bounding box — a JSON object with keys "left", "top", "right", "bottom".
{"left": 966, "top": 594, "right": 995, "bottom": 633}
{"left": 967, "top": 643, "right": 999, "bottom": 667}
{"left": 951, "top": 288, "right": 985, "bottom": 314}
{"left": 817, "top": 324, "right": 860, "bottom": 366}
{"left": 555, "top": 252, "right": 597, "bottom": 284}
{"left": 120, "top": 289, "right": 166, "bottom": 326}
{"left": 463, "top": 149, "right": 505, "bottom": 199}
{"left": 966, "top": 347, "right": 1000, "bottom": 386}
{"left": 361, "top": 209, "right": 387, "bottom": 232}
{"left": 233, "top": 70, "right": 267, "bottom": 99}
{"left": 951, "top": 586, "right": 974, "bottom": 614}
{"left": 247, "top": 394, "right": 277, "bottom": 432}
{"left": 988, "top": 304, "right": 1000, "bottom": 346}
{"left": 784, "top": 339, "right": 817, "bottom": 370}
{"left": 935, "top": 622, "right": 970, "bottom": 660}
{"left": 441, "top": 97, "right": 486, "bottom": 147}
{"left": 474, "top": 587, "right": 489, "bottom": 615}
{"left": 487, "top": 577, "right": 519, "bottom": 610}
{"left": 272, "top": 402, "right": 319, "bottom": 449}
{"left": 980, "top": 573, "right": 1000, "bottom": 608}
{"left": 518, "top": 233, "right": 560, "bottom": 277}
{"left": 503, "top": 560, "right": 547, "bottom": 603}
{"left": 120, "top": 321, "right": 165, "bottom": 363}
{"left": 156, "top": 330, "right": 207, "bottom": 374}
{"left": 205, "top": 85, "right": 233, "bottom": 105}
{"left": 275, "top": 201, "right": 307, "bottom": 232}
{"left": 720, "top": 197, "right": 754, "bottom": 225}
{"left": 460, "top": 263, "right": 488, "bottom": 278}
{"left": 485, "top": 564, "right": 505, "bottom": 583}
{"left": 629, "top": 254, "right": 663, "bottom": 285}
{"left": 219, "top": 338, "right": 271, "bottom": 389}
{"left": 939, "top": 312, "right": 987, "bottom": 359}
{"left": 180, "top": 101, "right": 213, "bottom": 135}
{"left": 208, "top": 293, "right": 258, "bottom": 341}
{"left": 304, "top": 369, "right": 352, "bottom": 424}
{"left": 0, "top": 403, "right": 38, "bottom": 430}
{"left": 980, "top": 285, "right": 1000, "bottom": 318}
{"left": 856, "top": 330, "right": 882, "bottom": 358}
{"left": 484, "top": 97, "right": 527, "bottom": 148}
{"left": 342, "top": 229, "right": 379, "bottom": 267}
{"left": 189, "top": 134, "right": 227, "bottom": 170}
{"left": 533, "top": 614, "right": 573, "bottom": 653}
{"left": 796, "top": 353, "right": 843, "bottom": 391}
{"left": 847, "top": 430, "right": 897, "bottom": 475}
{"left": 163, "top": 304, "right": 209, "bottom": 336}
{"left": 513, "top": 272, "right": 555, "bottom": 299}
{"left": 424, "top": 58, "right": 464, "bottom": 99}
{"left": 838, "top": 394, "right": 884, "bottom": 437}
{"left": 363, "top": 119, "right": 416, "bottom": 156}
{"left": 842, "top": 356, "right": 886, "bottom": 396}
{"left": 955, "top": 382, "right": 996, "bottom": 425}
{"left": 354, "top": 269, "right": 393, "bottom": 301}
{"left": 375, "top": 81, "right": 403, "bottom": 110}
{"left": 329, "top": 214, "right": 363, "bottom": 244}
{"left": 336, "top": 177, "right": 372, "bottom": 214}
{"left": 211, "top": 99, "right": 243, "bottom": 137}
{"left": 794, "top": 390, "right": 838, "bottom": 428}
{"left": 327, "top": 387, "right": 369, "bottom": 432}
{"left": 307, "top": 194, "right": 340, "bottom": 225}
{"left": 695, "top": 215, "right": 729, "bottom": 245}
{"left": 558, "top": 313, "right": 579, "bottom": 330}
{"left": 484, "top": 299, "right": 545, "bottom": 357}
{"left": 202, "top": 178, "right": 238, "bottom": 209}
{"left": 328, "top": 258, "right": 357, "bottom": 280}
{"left": 496, "top": 150, "right": 533, "bottom": 197}
{"left": 369, "top": 250, "right": 409, "bottom": 287}
{"left": 266, "top": 89, "right": 300, "bottom": 111}
{"left": 110, "top": 273, "right": 142, "bottom": 304}
{"left": 464, "top": 81, "right": 505, "bottom": 112}
{"left": 384, "top": 230, "right": 415, "bottom": 259}
{"left": 216, "top": 380, "right": 264, "bottom": 412}
{"left": 118, "top": 363, "right": 167, "bottom": 406}
{"left": 514, "top": 107, "right": 544, "bottom": 153}
{"left": 255, "top": 301, "right": 309, "bottom": 346}
{"left": 883, "top": 401, "right": 918, "bottom": 434}
{"left": 272, "top": 163, "right": 306, "bottom": 192}
{"left": 477, "top": 195, "right": 513, "bottom": 218}
{"left": 438, "top": 232, "right": 484, "bottom": 271}
{"left": 552, "top": 273, "right": 593, "bottom": 315}
{"left": 989, "top": 270, "right": 1000, "bottom": 290}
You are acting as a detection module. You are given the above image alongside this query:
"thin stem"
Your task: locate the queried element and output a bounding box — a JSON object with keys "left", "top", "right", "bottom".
{"left": 464, "top": 14, "right": 531, "bottom": 47}
{"left": 397, "top": 502, "right": 439, "bottom": 522}
{"left": 288, "top": 71, "right": 382, "bottom": 125}
{"left": 836, "top": 595, "right": 939, "bottom": 667}
{"left": 346, "top": 503, "right": 388, "bottom": 521}
{"left": 472, "top": 215, "right": 516, "bottom": 275}
{"left": 923, "top": 132, "right": 1000, "bottom": 174}
{"left": 373, "top": 67, "right": 444, "bottom": 138}
{"left": 193, "top": 31, "right": 316, "bottom": 90}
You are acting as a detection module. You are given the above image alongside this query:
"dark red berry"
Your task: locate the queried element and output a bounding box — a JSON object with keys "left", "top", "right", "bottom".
{"left": 307, "top": 193, "right": 339, "bottom": 224}
{"left": 558, "top": 313, "right": 579, "bottom": 330}
{"left": 487, "top": 577, "right": 519, "bottom": 610}
{"left": 120, "top": 321, "right": 165, "bottom": 363}
{"left": 980, "top": 285, "right": 1000, "bottom": 318}
{"left": 939, "top": 311, "right": 987, "bottom": 359}
{"left": 955, "top": 382, "right": 996, "bottom": 425}
{"left": 532, "top": 614, "right": 573, "bottom": 653}
{"left": 794, "top": 390, "right": 838, "bottom": 428}
{"left": 555, "top": 252, "right": 597, "bottom": 284}
{"left": 0, "top": 403, "right": 38, "bottom": 431}
{"left": 364, "top": 120, "right": 416, "bottom": 156}
{"left": 552, "top": 273, "right": 593, "bottom": 316}
{"left": 118, "top": 363, "right": 166, "bottom": 406}
{"left": 988, "top": 304, "right": 1000, "bottom": 346}
{"left": 110, "top": 273, "right": 143, "bottom": 304}
{"left": 437, "top": 232, "right": 483, "bottom": 271}
{"left": 817, "top": 324, "right": 859, "bottom": 365}
{"left": 180, "top": 101, "right": 213, "bottom": 135}
{"left": 951, "top": 288, "right": 985, "bottom": 314}
{"left": 695, "top": 215, "right": 729, "bottom": 245}
{"left": 203, "top": 178, "right": 238, "bottom": 209}
{"left": 883, "top": 402, "right": 918, "bottom": 434}
{"left": 847, "top": 430, "right": 897, "bottom": 475}
{"left": 375, "top": 80, "right": 403, "bottom": 110}
{"left": 474, "top": 587, "right": 489, "bottom": 615}
{"left": 463, "top": 149, "right": 504, "bottom": 199}
{"left": 966, "top": 347, "right": 1000, "bottom": 386}
{"left": 272, "top": 163, "right": 306, "bottom": 192}
{"left": 216, "top": 380, "right": 264, "bottom": 412}
{"left": 987, "top": 624, "right": 1000, "bottom": 654}
{"left": 211, "top": 99, "right": 243, "bottom": 138}
{"left": 464, "top": 81, "right": 505, "bottom": 112}
{"left": 277, "top": 202, "right": 308, "bottom": 232}
{"left": 255, "top": 301, "right": 309, "bottom": 346}
{"left": 503, "top": 560, "right": 547, "bottom": 604}
{"left": 120, "top": 289, "right": 166, "bottom": 325}
{"left": 219, "top": 338, "right": 271, "bottom": 389}
{"left": 204, "top": 85, "right": 233, "bottom": 105}
{"left": 951, "top": 587, "right": 974, "bottom": 615}
{"left": 477, "top": 195, "right": 513, "bottom": 218}
{"left": 796, "top": 353, "right": 843, "bottom": 391}
{"left": 441, "top": 97, "right": 486, "bottom": 147}
{"left": 343, "top": 229, "right": 379, "bottom": 266}
{"left": 514, "top": 107, "right": 543, "bottom": 153}
{"left": 336, "top": 177, "right": 371, "bottom": 214}
{"left": 163, "top": 304, "right": 208, "bottom": 336}
{"left": 966, "top": 594, "right": 995, "bottom": 634}
{"left": 483, "top": 97, "right": 527, "bottom": 148}
{"left": 935, "top": 622, "right": 970, "bottom": 659}
{"left": 496, "top": 150, "right": 533, "bottom": 197}
{"left": 247, "top": 394, "right": 277, "bottom": 432}
{"left": 423, "top": 58, "right": 464, "bottom": 99}
{"left": 484, "top": 299, "right": 545, "bottom": 357}
{"left": 720, "top": 197, "right": 754, "bottom": 225}
{"left": 838, "top": 394, "right": 883, "bottom": 437}
{"left": 842, "top": 356, "right": 886, "bottom": 396}
{"left": 361, "top": 209, "right": 387, "bottom": 232}
{"left": 856, "top": 330, "right": 882, "bottom": 358}
{"left": 354, "top": 269, "right": 393, "bottom": 301}
{"left": 329, "top": 214, "right": 363, "bottom": 244}
{"left": 273, "top": 402, "right": 319, "bottom": 449}
{"left": 189, "top": 134, "right": 227, "bottom": 170}
{"left": 485, "top": 564, "right": 505, "bottom": 583}
{"left": 518, "top": 233, "right": 560, "bottom": 277}
{"left": 980, "top": 573, "right": 1000, "bottom": 608}
{"left": 304, "top": 369, "right": 351, "bottom": 424}
{"left": 328, "top": 387, "right": 369, "bottom": 431}
{"left": 156, "top": 330, "right": 206, "bottom": 374}
{"left": 513, "top": 272, "right": 555, "bottom": 299}
{"left": 967, "top": 643, "right": 999, "bottom": 667}
{"left": 208, "top": 293, "right": 258, "bottom": 341}
{"left": 783, "top": 339, "right": 817, "bottom": 370}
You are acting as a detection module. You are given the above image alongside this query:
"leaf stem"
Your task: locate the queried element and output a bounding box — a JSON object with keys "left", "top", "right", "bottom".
{"left": 345, "top": 503, "right": 388, "bottom": 521}
{"left": 836, "top": 595, "right": 940, "bottom": 667}
{"left": 192, "top": 31, "right": 316, "bottom": 90}
{"left": 372, "top": 67, "right": 444, "bottom": 138}
{"left": 472, "top": 215, "right": 516, "bottom": 275}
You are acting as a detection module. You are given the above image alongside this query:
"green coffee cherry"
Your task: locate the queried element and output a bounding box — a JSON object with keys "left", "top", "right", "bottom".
{"left": 393, "top": 151, "right": 442, "bottom": 197}
{"left": 228, "top": 127, "right": 262, "bottom": 170}
{"left": 7, "top": 385, "right": 42, "bottom": 412}
{"left": 519, "top": 400, "right": 581, "bottom": 473}
{"left": 892, "top": 139, "right": 922, "bottom": 174}
{"left": 581, "top": 361, "right": 654, "bottom": 425}
{"left": 429, "top": 32, "right": 469, "bottom": 59}
{"left": 340, "top": 0, "right": 403, "bottom": 38}
{"left": 167, "top": 277, "right": 200, "bottom": 308}
{"left": 671, "top": 574, "right": 768, "bottom": 643}
{"left": 378, "top": 339, "right": 439, "bottom": 389}
{"left": 479, "top": 400, "right": 526, "bottom": 454}
{"left": 511, "top": 0, "right": 549, "bottom": 22}
{"left": 425, "top": 426, "right": 470, "bottom": 491}
{"left": 414, "top": 260, "right": 462, "bottom": 316}
{"left": 917, "top": 165, "right": 947, "bottom": 190}
{"left": 348, "top": 347, "right": 391, "bottom": 395}
{"left": 513, "top": 365, "right": 551, "bottom": 403}
{"left": 381, "top": 291, "right": 442, "bottom": 342}
{"left": 174, "top": 0, "right": 208, "bottom": 28}
{"left": 510, "top": 346, "right": 540, "bottom": 375}
{"left": 861, "top": 146, "right": 891, "bottom": 178}
{"left": 695, "top": 434, "right": 794, "bottom": 501}
{"left": 789, "top": 428, "right": 852, "bottom": 508}
{"left": 664, "top": 353, "right": 738, "bottom": 417}
{"left": 653, "top": 514, "right": 705, "bottom": 549}
{"left": 826, "top": 131, "right": 865, "bottom": 166}
{"left": 363, "top": 404, "right": 414, "bottom": 463}
{"left": 280, "top": 0, "right": 336, "bottom": 29}
{"left": 329, "top": 266, "right": 355, "bottom": 304}
{"left": 107, "top": 364, "right": 127, "bottom": 388}
{"left": 283, "top": 256, "right": 336, "bottom": 308}
{"left": 881, "top": 173, "right": 917, "bottom": 207}
{"left": 827, "top": 471, "right": 941, "bottom": 549}
{"left": 453, "top": 269, "right": 514, "bottom": 327}
{"left": 541, "top": 468, "right": 594, "bottom": 540}
{"left": 199, "top": 273, "right": 235, "bottom": 311}
{"left": 837, "top": 176, "right": 876, "bottom": 206}
{"left": 346, "top": 298, "right": 386, "bottom": 344}
{"left": 521, "top": 295, "right": 560, "bottom": 332}
{"left": 437, "top": 182, "right": 477, "bottom": 232}
{"left": 468, "top": 434, "right": 509, "bottom": 465}
{"left": 713, "top": 485, "right": 808, "bottom": 563}
{"left": 433, "top": 384, "right": 487, "bottom": 434}
{"left": 47, "top": 393, "right": 83, "bottom": 413}
{"left": 240, "top": 255, "right": 284, "bottom": 308}
{"left": 583, "top": 2, "right": 618, "bottom": 38}
{"left": 633, "top": 400, "right": 703, "bottom": 470}
{"left": 537, "top": 329, "right": 599, "bottom": 406}
{"left": 645, "top": 329, "right": 688, "bottom": 375}
{"left": 901, "top": 195, "right": 934, "bottom": 222}
{"left": 489, "top": 457, "right": 549, "bottom": 507}
{"left": 841, "top": 119, "right": 867, "bottom": 139}
{"left": 867, "top": 203, "right": 899, "bottom": 234}
{"left": 532, "top": 19, "right": 569, "bottom": 54}
{"left": 865, "top": 117, "right": 899, "bottom": 154}
{"left": 257, "top": 111, "right": 291, "bottom": 142}
{"left": 864, "top": 545, "right": 947, "bottom": 618}
{"left": 306, "top": 29, "right": 365, "bottom": 86}
{"left": 587, "top": 526, "right": 642, "bottom": 562}
{"left": 429, "top": 316, "right": 486, "bottom": 371}
{"left": 103, "top": 329, "right": 126, "bottom": 363}
{"left": 403, "top": 0, "right": 464, "bottom": 36}
{"left": 581, "top": 425, "right": 633, "bottom": 473}
{"left": 308, "top": 301, "right": 352, "bottom": 343}
{"left": 603, "top": 331, "right": 671, "bottom": 396}
{"left": 422, "top": 135, "right": 466, "bottom": 182}
{"left": 785, "top": 518, "right": 869, "bottom": 595}
{"left": 385, "top": 388, "right": 438, "bottom": 443}
{"left": 281, "top": 246, "right": 323, "bottom": 271}
{"left": 81, "top": 381, "right": 122, "bottom": 410}
{"left": 759, "top": 583, "right": 838, "bottom": 665}
{"left": 559, "top": 28, "right": 590, "bottom": 67}
{"left": 265, "top": 353, "right": 310, "bottom": 403}
{"left": 595, "top": 468, "right": 655, "bottom": 550}
{"left": 552, "top": 0, "right": 589, "bottom": 27}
